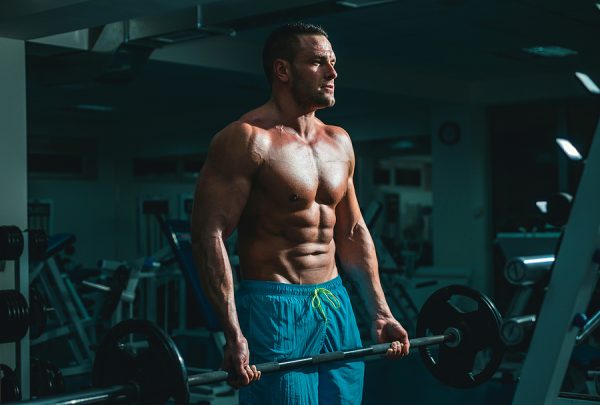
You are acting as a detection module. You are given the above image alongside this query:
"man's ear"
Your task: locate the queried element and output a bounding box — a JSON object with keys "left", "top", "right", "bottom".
{"left": 274, "top": 59, "right": 291, "bottom": 83}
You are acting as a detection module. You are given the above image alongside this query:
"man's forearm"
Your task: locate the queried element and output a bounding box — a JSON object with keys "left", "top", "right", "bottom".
{"left": 192, "top": 235, "right": 244, "bottom": 341}
{"left": 344, "top": 261, "right": 393, "bottom": 320}
{"left": 337, "top": 224, "right": 393, "bottom": 320}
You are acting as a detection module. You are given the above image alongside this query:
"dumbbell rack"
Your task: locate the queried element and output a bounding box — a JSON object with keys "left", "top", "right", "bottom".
{"left": 512, "top": 118, "right": 600, "bottom": 404}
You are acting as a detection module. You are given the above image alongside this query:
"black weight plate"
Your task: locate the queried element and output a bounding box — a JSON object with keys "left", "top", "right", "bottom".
{"left": 545, "top": 192, "right": 572, "bottom": 227}
{"left": 31, "top": 357, "right": 50, "bottom": 397}
{"left": 416, "top": 284, "right": 504, "bottom": 388}
{"left": 45, "top": 361, "right": 66, "bottom": 395}
{"left": 0, "top": 289, "right": 29, "bottom": 343}
{"left": 31, "top": 357, "right": 66, "bottom": 398}
{"left": 29, "top": 287, "right": 47, "bottom": 340}
{"left": 93, "top": 319, "right": 189, "bottom": 405}
{"left": 1, "top": 363, "right": 22, "bottom": 401}
{"left": 0, "top": 226, "right": 24, "bottom": 260}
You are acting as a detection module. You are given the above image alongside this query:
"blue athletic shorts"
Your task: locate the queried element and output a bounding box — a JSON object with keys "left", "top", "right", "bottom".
{"left": 236, "top": 276, "right": 365, "bottom": 405}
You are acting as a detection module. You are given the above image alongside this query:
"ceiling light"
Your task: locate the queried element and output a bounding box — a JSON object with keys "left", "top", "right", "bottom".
{"left": 556, "top": 138, "right": 583, "bottom": 161}
{"left": 535, "top": 201, "right": 548, "bottom": 214}
{"left": 575, "top": 71, "right": 600, "bottom": 95}
{"left": 73, "top": 104, "right": 114, "bottom": 112}
{"left": 522, "top": 46, "right": 578, "bottom": 57}
{"left": 336, "top": 0, "right": 396, "bottom": 8}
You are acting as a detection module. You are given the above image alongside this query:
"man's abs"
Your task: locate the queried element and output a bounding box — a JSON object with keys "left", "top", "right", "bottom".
{"left": 236, "top": 229, "right": 339, "bottom": 284}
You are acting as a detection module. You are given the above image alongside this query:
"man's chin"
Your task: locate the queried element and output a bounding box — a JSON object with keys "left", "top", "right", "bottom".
{"left": 315, "top": 96, "right": 335, "bottom": 109}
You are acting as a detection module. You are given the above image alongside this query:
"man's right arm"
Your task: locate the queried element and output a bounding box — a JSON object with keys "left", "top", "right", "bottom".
{"left": 190, "top": 121, "right": 266, "bottom": 385}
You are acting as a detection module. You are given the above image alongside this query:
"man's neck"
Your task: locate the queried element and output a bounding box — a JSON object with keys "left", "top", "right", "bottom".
{"left": 269, "top": 96, "right": 318, "bottom": 139}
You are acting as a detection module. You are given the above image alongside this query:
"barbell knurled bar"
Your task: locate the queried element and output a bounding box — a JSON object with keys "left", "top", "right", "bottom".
{"left": 188, "top": 332, "right": 456, "bottom": 386}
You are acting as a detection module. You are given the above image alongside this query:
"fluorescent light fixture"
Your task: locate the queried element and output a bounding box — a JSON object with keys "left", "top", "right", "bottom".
{"left": 575, "top": 71, "right": 600, "bottom": 94}
{"left": 535, "top": 201, "right": 548, "bottom": 214}
{"left": 523, "top": 256, "right": 555, "bottom": 265}
{"left": 73, "top": 104, "right": 114, "bottom": 112}
{"left": 522, "top": 46, "right": 578, "bottom": 58}
{"left": 596, "top": 2, "right": 600, "bottom": 11}
{"left": 556, "top": 138, "right": 583, "bottom": 161}
{"left": 336, "top": 0, "right": 396, "bottom": 8}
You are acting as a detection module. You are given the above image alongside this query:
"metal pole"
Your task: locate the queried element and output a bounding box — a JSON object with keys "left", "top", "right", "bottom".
{"left": 576, "top": 307, "right": 600, "bottom": 344}
{"left": 188, "top": 334, "right": 452, "bottom": 386}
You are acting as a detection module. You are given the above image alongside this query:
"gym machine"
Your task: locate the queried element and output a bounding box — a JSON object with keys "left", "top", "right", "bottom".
{"left": 511, "top": 116, "right": 600, "bottom": 404}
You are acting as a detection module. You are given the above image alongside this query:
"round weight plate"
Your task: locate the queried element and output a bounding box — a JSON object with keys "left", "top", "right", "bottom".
{"left": 31, "top": 357, "right": 50, "bottom": 397}
{"left": 93, "top": 319, "right": 189, "bottom": 405}
{"left": 0, "top": 226, "right": 24, "bottom": 261}
{"left": 1, "top": 363, "right": 22, "bottom": 401}
{"left": 416, "top": 284, "right": 505, "bottom": 388}
{"left": 545, "top": 192, "right": 572, "bottom": 227}
{"left": 0, "top": 289, "right": 29, "bottom": 343}
{"left": 29, "top": 287, "right": 48, "bottom": 340}
{"left": 45, "top": 359, "right": 66, "bottom": 395}
{"left": 31, "top": 357, "right": 66, "bottom": 398}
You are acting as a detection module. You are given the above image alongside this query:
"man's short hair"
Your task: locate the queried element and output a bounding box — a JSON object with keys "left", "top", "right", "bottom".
{"left": 262, "top": 22, "right": 328, "bottom": 84}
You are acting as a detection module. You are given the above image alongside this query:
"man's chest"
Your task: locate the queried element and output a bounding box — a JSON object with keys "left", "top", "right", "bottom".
{"left": 258, "top": 141, "right": 350, "bottom": 205}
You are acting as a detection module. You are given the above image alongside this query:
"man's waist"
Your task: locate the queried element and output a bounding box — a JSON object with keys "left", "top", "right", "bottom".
{"left": 238, "top": 274, "right": 343, "bottom": 296}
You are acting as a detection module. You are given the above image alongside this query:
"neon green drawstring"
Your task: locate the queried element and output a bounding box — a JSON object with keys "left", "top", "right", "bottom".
{"left": 311, "top": 288, "right": 341, "bottom": 322}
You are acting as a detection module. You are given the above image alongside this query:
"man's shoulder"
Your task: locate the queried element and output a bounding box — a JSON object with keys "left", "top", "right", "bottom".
{"left": 322, "top": 123, "right": 349, "bottom": 138}
{"left": 211, "top": 120, "right": 271, "bottom": 166}
{"left": 317, "top": 122, "right": 354, "bottom": 163}
{"left": 319, "top": 122, "right": 352, "bottom": 147}
{"left": 218, "top": 119, "right": 271, "bottom": 142}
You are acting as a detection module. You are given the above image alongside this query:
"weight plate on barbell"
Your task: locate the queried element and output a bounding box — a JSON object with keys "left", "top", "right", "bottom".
{"left": 93, "top": 319, "right": 189, "bottom": 405}
{"left": 416, "top": 284, "right": 505, "bottom": 388}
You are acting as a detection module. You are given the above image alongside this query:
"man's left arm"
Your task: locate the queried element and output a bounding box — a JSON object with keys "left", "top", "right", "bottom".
{"left": 334, "top": 134, "right": 409, "bottom": 357}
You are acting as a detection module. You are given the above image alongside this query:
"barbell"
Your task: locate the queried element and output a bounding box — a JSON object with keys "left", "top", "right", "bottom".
{"left": 7, "top": 284, "right": 505, "bottom": 405}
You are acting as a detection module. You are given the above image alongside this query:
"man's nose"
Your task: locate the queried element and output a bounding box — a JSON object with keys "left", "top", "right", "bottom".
{"left": 326, "top": 63, "right": 337, "bottom": 80}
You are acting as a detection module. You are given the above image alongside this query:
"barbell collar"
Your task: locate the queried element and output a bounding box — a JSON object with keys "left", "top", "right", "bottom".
{"left": 188, "top": 333, "right": 453, "bottom": 386}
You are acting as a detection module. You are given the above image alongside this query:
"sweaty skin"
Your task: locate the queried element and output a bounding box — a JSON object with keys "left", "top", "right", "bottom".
{"left": 191, "top": 34, "right": 409, "bottom": 387}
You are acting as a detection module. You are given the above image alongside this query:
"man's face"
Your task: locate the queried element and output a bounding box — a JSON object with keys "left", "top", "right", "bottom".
{"left": 289, "top": 35, "right": 337, "bottom": 109}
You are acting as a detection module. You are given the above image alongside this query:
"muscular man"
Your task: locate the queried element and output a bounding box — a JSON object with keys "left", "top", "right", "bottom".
{"left": 191, "top": 22, "right": 409, "bottom": 404}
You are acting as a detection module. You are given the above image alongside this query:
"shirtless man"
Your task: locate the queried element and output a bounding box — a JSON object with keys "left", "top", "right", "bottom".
{"left": 191, "top": 22, "right": 409, "bottom": 404}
